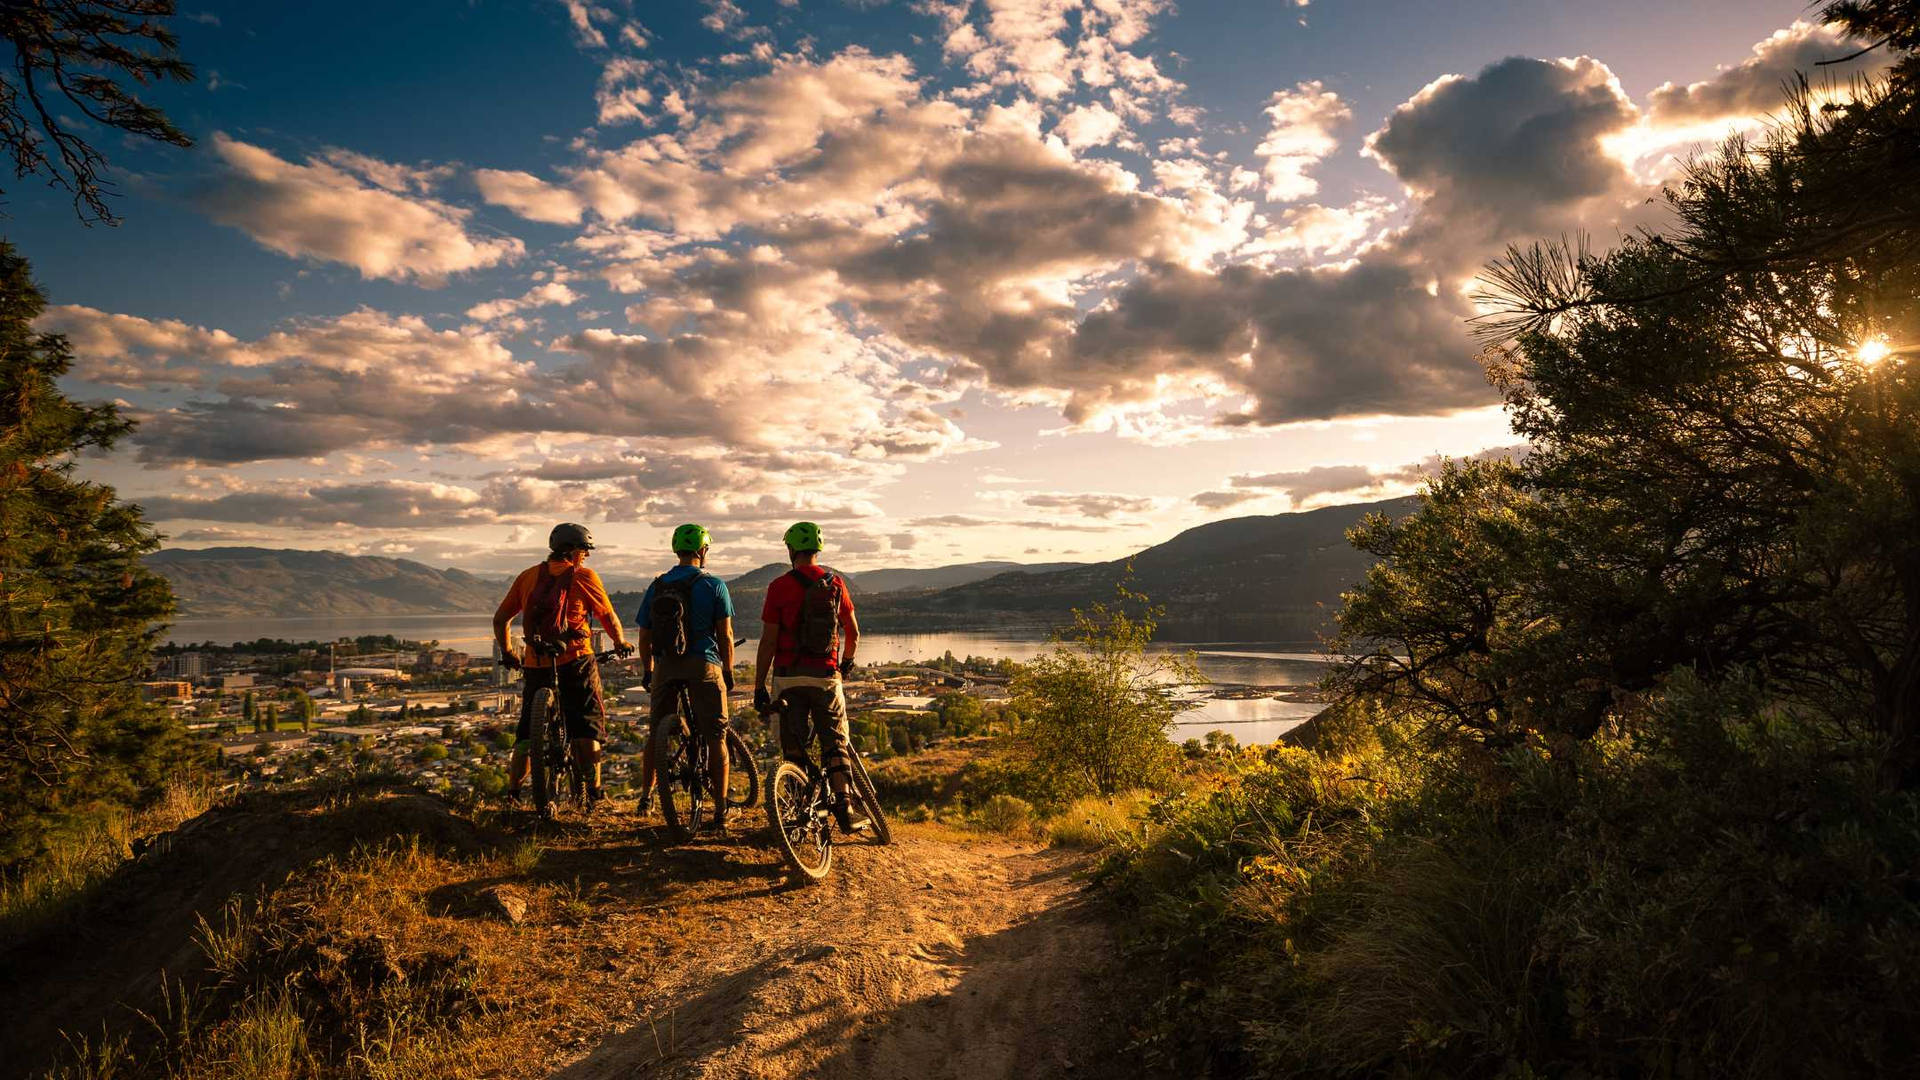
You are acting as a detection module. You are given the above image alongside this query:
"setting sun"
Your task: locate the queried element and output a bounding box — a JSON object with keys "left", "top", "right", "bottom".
{"left": 1859, "top": 338, "right": 1895, "bottom": 365}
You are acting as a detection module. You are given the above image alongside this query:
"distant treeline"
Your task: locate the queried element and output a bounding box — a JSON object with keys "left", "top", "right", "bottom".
{"left": 157, "top": 634, "right": 439, "bottom": 657}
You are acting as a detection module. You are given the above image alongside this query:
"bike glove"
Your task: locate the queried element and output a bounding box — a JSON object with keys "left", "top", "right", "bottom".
{"left": 753, "top": 687, "right": 773, "bottom": 714}
{"left": 498, "top": 654, "right": 522, "bottom": 671}
{"left": 837, "top": 657, "right": 855, "bottom": 678}
{"left": 614, "top": 642, "right": 635, "bottom": 659}
{"left": 722, "top": 668, "right": 736, "bottom": 691}
{"left": 640, "top": 671, "right": 652, "bottom": 691}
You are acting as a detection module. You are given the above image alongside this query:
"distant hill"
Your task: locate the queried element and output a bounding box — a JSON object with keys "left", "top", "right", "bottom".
{"left": 858, "top": 496, "right": 1419, "bottom": 642}
{"left": 148, "top": 548, "right": 505, "bottom": 619}
{"left": 609, "top": 559, "right": 1090, "bottom": 630}
{"left": 851, "top": 560, "right": 1084, "bottom": 593}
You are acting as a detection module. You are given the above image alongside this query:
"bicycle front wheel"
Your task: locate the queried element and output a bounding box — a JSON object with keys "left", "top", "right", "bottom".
{"left": 527, "top": 686, "right": 557, "bottom": 817}
{"left": 654, "top": 724, "right": 705, "bottom": 841}
{"left": 724, "top": 728, "right": 759, "bottom": 810}
{"left": 848, "top": 750, "right": 892, "bottom": 846}
{"left": 767, "top": 761, "right": 830, "bottom": 881}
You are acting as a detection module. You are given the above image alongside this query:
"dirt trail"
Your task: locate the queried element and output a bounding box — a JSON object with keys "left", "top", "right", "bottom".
{"left": 552, "top": 817, "right": 1138, "bottom": 1080}
{"left": 3, "top": 785, "right": 1150, "bottom": 1079}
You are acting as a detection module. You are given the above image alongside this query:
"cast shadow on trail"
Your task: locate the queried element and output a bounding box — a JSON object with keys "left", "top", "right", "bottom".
{"left": 553, "top": 883, "right": 1157, "bottom": 1080}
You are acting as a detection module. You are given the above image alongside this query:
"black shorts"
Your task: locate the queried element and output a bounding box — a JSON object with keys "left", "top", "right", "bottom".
{"left": 517, "top": 656, "right": 606, "bottom": 743}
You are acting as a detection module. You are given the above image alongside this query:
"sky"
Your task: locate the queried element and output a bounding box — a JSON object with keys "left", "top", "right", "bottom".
{"left": 14, "top": 0, "right": 1887, "bottom": 581}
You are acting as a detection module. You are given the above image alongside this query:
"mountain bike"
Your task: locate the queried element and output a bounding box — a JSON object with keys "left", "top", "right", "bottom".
{"left": 522, "top": 645, "right": 629, "bottom": 819}
{"left": 652, "top": 682, "right": 760, "bottom": 841}
{"left": 763, "top": 703, "right": 891, "bottom": 881}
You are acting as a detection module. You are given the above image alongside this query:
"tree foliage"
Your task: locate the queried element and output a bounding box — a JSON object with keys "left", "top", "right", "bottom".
{"left": 0, "top": 241, "right": 188, "bottom": 865}
{"left": 0, "top": 0, "right": 195, "bottom": 222}
{"left": 1010, "top": 584, "right": 1198, "bottom": 798}
{"left": 1342, "top": 1, "right": 1920, "bottom": 785}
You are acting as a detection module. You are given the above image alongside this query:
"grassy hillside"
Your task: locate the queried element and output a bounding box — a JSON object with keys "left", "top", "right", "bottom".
{"left": 860, "top": 497, "right": 1417, "bottom": 640}
{"left": 147, "top": 548, "right": 505, "bottom": 618}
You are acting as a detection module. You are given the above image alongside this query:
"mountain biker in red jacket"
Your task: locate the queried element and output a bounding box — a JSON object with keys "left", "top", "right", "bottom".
{"left": 493, "top": 523, "right": 631, "bottom": 807}
{"left": 753, "top": 521, "right": 861, "bottom": 833}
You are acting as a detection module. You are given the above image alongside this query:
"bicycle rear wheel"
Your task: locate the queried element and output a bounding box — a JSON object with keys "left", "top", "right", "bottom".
{"left": 724, "top": 728, "right": 759, "bottom": 810}
{"left": 527, "top": 687, "right": 557, "bottom": 817}
{"left": 654, "top": 724, "right": 705, "bottom": 841}
{"left": 847, "top": 750, "right": 892, "bottom": 845}
{"left": 767, "top": 761, "right": 831, "bottom": 881}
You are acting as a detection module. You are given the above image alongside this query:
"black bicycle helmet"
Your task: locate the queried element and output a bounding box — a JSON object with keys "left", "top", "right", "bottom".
{"left": 548, "top": 522, "right": 595, "bottom": 554}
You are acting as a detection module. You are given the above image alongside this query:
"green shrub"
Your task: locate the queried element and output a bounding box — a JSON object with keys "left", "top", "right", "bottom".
{"left": 1101, "top": 678, "right": 1920, "bottom": 1078}
{"left": 977, "top": 794, "right": 1035, "bottom": 836}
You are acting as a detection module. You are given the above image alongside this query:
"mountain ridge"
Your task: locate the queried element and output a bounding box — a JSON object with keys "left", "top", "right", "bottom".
{"left": 857, "top": 496, "right": 1418, "bottom": 641}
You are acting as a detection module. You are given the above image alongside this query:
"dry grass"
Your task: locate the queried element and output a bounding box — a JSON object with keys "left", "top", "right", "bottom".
{"left": 1043, "top": 791, "right": 1153, "bottom": 850}
{"left": 1, "top": 778, "right": 218, "bottom": 935}
{"left": 19, "top": 784, "right": 768, "bottom": 1080}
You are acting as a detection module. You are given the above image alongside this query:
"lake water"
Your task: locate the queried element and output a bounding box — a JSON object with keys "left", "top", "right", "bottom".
{"left": 167, "top": 616, "right": 1330, "bottom": 744}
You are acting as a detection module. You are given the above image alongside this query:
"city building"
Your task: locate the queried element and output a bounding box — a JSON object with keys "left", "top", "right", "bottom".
{"left": 139, "top": 681, "right": 193, "bottom": 702}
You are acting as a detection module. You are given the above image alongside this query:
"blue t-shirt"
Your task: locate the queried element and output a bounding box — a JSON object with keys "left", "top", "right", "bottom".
{"left": 637, "top": 565, "right": 734, "bottom": 667}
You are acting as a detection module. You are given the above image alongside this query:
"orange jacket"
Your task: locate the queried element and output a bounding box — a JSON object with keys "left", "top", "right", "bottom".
{"left": 496, "top": 561, "right": 622, "bottom": 668}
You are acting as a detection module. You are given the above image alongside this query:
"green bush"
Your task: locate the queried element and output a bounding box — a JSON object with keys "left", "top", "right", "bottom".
{"left": 977, "top": 794, "right": 1035, "bottom": 835}
{"left": 1101, "top": 677, "right": 1920, "bottom": 1078}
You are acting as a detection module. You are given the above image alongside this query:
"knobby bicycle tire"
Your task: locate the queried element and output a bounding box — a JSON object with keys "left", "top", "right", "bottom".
{"left": 767, "top": 760, "right": 830, "bottom": 881}
{"left": 655, "top": 723, "right": 706, "bottom": 841}
{"left": 528, "top": 686, "right": 557, "bottom": 817}
{"left": 724, "top": 728, "right": 759, "bottom": 810}
{"left": 848, "top": 750, "right": 892, "bottom": 845}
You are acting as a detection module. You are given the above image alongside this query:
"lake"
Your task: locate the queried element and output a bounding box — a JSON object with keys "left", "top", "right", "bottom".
{"left": 166, "top": 616, "right": 1331, "bottom": 744}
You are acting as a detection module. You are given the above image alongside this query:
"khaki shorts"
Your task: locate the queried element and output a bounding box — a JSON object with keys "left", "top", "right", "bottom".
{"left": 774, "top": 676, "right": 850, "bottom": 774}
{"left": 650, "top": 659, "right": 730, "bottom": 738}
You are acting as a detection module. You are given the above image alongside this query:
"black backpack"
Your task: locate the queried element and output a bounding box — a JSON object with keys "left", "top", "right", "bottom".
{"left": 789, "top": 569, "right": 842, "bottom": 667}
{"left": 646, "top": 571, "right": 704, "bottom": 659}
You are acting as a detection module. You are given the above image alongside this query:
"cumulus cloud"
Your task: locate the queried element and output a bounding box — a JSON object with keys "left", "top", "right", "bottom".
{"left": 1648, "top": 21, "right": 1889, "bottom": 123}
{"left": 1255, "top": 81, "right": 1349, "bottom": 202}
{"left": 1020, "top": 491, "right": 1157, "bottom": 517}
{"left": 597, "top": 56, "right": 655, "bottom": 125}
{"left": 473, "top": 168, "right": 588, "bottom": 225}
{"left": 1191, "top": 489, "right": 1265, "bottom": 511}
{"left": 1366, "top": 56, "right": 1638, "bottom": 246}
{"left": 465, "top": 278, "right": 581, "bottom": 323}
{"left": 1053, "top": 101, "right": 1125, "bottom": 148}
{"left": 140, "top": 480, "right": 504, "bottom": 529}
{"left": 194, "top": 135, "right": 523, "bottom": 284}
{"left": 1228, "top": 445, "right": 1526, "bottom": 506}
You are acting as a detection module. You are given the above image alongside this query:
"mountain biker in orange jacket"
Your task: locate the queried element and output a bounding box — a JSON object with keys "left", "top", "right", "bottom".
{"left": 493, "top": 523, "right": 632, "bottom": 807}
{"left": 754, "top": 521, "right": 861, "bottom": 833}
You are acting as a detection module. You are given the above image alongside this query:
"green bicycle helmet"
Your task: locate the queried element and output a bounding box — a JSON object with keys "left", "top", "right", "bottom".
{"left": 783, "top": 521, "right": 823, "bottom": 552}
{"left": 671, "top": 522, "right": 711, "bottom": 553}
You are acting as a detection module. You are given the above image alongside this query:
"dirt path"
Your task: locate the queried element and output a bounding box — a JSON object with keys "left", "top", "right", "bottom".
{"left": 550, "top": 816, "right": 1136, "bottom": 1080}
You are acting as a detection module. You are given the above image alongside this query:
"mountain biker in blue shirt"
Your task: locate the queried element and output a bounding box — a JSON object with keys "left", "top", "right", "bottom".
{"left": 635, "top": 523, "right": 737, "bottom": 827}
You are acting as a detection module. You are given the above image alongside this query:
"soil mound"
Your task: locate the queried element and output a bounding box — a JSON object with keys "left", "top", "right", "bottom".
{"left": 0, "top": 782, "right": 495, "bottom": 1073}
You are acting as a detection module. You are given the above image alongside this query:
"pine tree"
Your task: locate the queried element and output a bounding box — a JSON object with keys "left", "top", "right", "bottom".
{"left": 0, "top": 241, "right": 190, "bottom": 865}
{"left": 263, "top": 704, "right": 278, "bottom": 734}
{"left": 242, "top": 690, "right": 257, "bottom": 733}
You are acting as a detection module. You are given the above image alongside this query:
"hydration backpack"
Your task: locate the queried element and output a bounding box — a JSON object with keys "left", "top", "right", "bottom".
{"left": 648, "top": 571, "right": 703, "bottom": 659}
{"left": 524, "top": 565, "right": 577, "bottom": 656}
{"left": 788, "top": 569, "right": 842, "bottom": 668}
